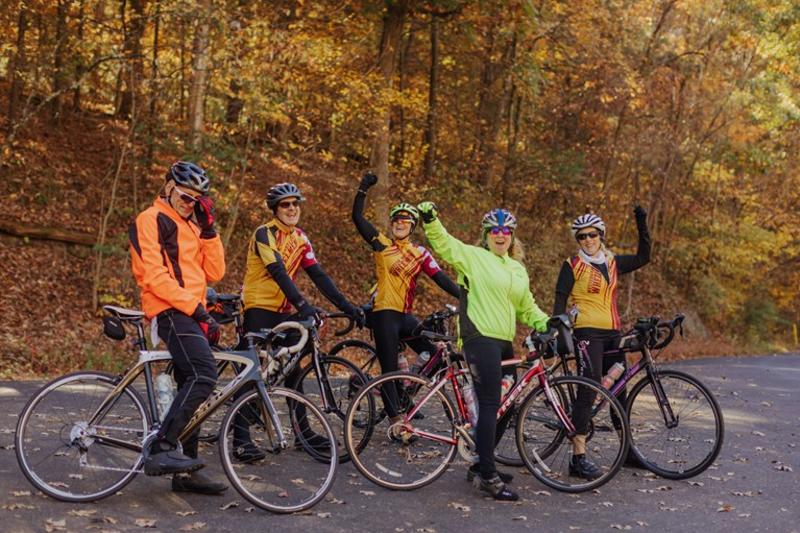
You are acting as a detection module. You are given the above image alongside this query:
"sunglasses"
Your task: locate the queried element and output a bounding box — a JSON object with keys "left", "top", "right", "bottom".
{"left": 391, "top": 216, "right": 415, "bottom": 224}
{"left": 174, "top": 187, "right": 200, "bottom": 205}
{"left": 278, "top": 200, "right": 301, "bottom": 209}
{"left": 577, "top": 231, "right": 600, "bottom": 241}
{"left": 489, "top": 226, "right": 513, "bottom": 236}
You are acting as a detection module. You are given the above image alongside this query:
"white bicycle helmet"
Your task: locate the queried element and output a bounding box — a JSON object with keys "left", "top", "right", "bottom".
{"left": 571, "top": 213, "right": 606, "bottom": 238}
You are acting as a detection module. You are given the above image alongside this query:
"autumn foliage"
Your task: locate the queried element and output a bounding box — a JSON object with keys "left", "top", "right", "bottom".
{"left": 1, "top": 0, "right": 798, "bottom": 376}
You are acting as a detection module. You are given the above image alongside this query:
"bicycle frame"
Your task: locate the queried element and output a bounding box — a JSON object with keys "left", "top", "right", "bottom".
{"left": 401, "top": 351, "right": 576, "bottom": 447}
{"left": 85, "top": 344, "right": 288, "bottom": 458}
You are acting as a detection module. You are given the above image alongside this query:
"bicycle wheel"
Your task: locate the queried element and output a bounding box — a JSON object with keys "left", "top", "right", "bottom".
{"left": 516, "top": 375, "right": 628, "bottom": 493}
{"left": 494, "top": 411, "right": 523, "bottom": 467}
{"left": 219, "top": 386, "right": 338, "bottom": 513}
{"left": 15, "top": 371, "right": 149, "bottom": 502}
{"left": 344, "top": 371, "right": 457, "bottom": 490}
{"left": 294, "top": 355, "right": 372, "bottom": 463}
{"left": 328, "top": 339, "right": 379, "bottom": 377}
{"left": 627, "top": 369, "right": 723, "bottom": 479}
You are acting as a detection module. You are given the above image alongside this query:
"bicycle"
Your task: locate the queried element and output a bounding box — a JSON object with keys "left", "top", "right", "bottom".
{"left": 328, "top": 304, "right": 457, "bottom": 380}
{"left": 560, "top": 313, "right": 724, "bottom": 479}
{"left": 196, "top": 289, "right": 371, "bottom": 463}
{"left": 343, "top": 315, "right": 630, "bottom": 493}
{"left": 15, "top": 304, "right": 338, "bottom": 513}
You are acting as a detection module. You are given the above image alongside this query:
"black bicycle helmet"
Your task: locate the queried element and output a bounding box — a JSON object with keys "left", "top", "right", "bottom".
{"left": 266, "top": 182, "right": 305, "bottom": 210}
{"left": 166, "top": 161, "right": 210, "bottom": 194}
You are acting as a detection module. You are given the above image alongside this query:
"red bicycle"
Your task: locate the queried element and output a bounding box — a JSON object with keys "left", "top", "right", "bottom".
{"left": 343, "top": 315, "right": 630, "bottom": 493}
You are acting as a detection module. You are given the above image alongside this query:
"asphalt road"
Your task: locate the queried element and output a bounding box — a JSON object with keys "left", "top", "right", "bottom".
{"left": 1, "top": 354, "right": 798, "bottom": 533}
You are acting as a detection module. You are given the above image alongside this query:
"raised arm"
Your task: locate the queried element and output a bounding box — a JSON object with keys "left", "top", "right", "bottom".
{"left": 616, "top": 205, "right": 651, "bottom": 274}
{"left": 417, "top": 244, "right": 461, "bottom": 298}
{"left": 352, "top": 173, "right": 385, "bottom": 252}
{"left": 417, "top": 202, "right": 474, "bottom": 274}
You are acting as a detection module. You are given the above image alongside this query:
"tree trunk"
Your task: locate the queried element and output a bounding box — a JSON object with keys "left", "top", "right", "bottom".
{"left": 117, "top": 0, "right": 146, "bottom": 119}
{"left": 0, "top": 218, "right": 95, "bottom": 246}
{"left": 51, "top": 0, "right": 69, "bottom": 124}
{"left": 395, "top": 25, "right": 415, "bottom": 166}
{"left": 7, "top": 3, "right": 29, "bottom": 132}
{"left": 73, "top": 0, "right": 86, "bottom": 111}
{"left": 188, "top": 0, "right": 212, "bottom": 152}
{"left": 369, "top": 0, "right": 411, "bottom": 214}
{"left": 145, "top": 0, "right": 161, "bottom": 173}
{"left": 225, "top": 80, "right": 244, "bottom": 124}
{"left": 422, "top": 14, "right": 439, "bottom": 181}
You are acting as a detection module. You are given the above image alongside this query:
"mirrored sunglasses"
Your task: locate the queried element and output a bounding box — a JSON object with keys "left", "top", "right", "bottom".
{"left": 174, "top": 188, "right": 200, "bottom": 205}
{"left": 577, "top": 231, "right": 600, "bottom": 241}
{"left": 489, "top": 226, "right": 513, "bottom": 236}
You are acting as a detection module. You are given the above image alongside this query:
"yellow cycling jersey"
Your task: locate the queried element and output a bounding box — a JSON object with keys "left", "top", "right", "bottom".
{"left": 372, "top": 233, "right": 442, "bottom": 313}
{"left": 567, "top": 254, "right": 621, "bottom": 330}
{"left": 242, "top": 218, "right": 317, "bottom": 312}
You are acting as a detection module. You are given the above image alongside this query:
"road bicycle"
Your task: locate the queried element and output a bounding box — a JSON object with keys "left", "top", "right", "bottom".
{"left": 561, "top": 313, "right": 724, "bottom": 479}
{"left": 15, "top": 304, "right": 338, "bottom": 513}
{"left": 343, "top": 315, "right": 630, "bottom": 493}
{"left": 196, "top": 288, "right": 370, "bottom": 463}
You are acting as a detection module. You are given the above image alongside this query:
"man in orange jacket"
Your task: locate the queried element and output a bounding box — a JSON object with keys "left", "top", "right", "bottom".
{"left": 129, "top": 161, "right": 227, "bottom": 494}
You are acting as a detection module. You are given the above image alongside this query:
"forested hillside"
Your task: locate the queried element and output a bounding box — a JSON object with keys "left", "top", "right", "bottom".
{"left": 1, "top": 0, "right": 798, "bottom": 376}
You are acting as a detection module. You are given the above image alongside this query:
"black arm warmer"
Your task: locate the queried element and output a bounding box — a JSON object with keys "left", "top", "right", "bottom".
{"left": 352, "top": 190, "right": 384, "bottom": 252}
{"left": 431, "top": 270, "right": 461, "bottom": 299}
{"left": 305, "top": 263, "right": 352, "bottom": 311}
{"left": 553, "top": 261, "right": 575, "bottom": 316}
{"left": 266, "top": 259, "right": 308, "bottom": 311}
{"left": 616, "top": 217, "right": 652, "bottom": 274}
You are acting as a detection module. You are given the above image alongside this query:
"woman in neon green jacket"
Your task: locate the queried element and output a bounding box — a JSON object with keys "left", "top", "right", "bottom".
{"left": 417, "top": 202, "right": 548, "bottom": 501}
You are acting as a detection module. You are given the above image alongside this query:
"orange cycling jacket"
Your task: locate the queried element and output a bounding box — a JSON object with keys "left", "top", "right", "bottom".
{"left": 129, "top": 197, "right": 226, "bottom": 318}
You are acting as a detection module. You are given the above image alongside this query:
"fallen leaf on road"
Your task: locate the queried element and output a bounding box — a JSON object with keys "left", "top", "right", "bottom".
{"left": 68, "top": 509, "right": 97, "bottom": 517}
{"left": 600, "top": 501, "right": 614, "bottom": 507}
{"left": 610, "top": 525, "right": 632, "bottom": 530}
{"left": 2, "top": 502, "right": 35, "bottom": 510}
{"left": 317, "top": 512, "right": 331, "bottom": 518}
{"left": 219, "top": 501, "right": 239, "bottom": 510}
{"left": 717, "top": 504, "right": 735, "bottom": 512}
{"left": 326, "top": 497, "right": 345, "bottom": 504}
{"left": 738, "top": 513, "right": 751, "bottom": 518}
{"left": 751, "top": 431, "right": 765, "bottom": 437}
{"left": 655, "top": 485, "right": 672, "bottom": 491}
{"left": 636, "top": 521, "right": 649, "bottom": 527}
{"left": 359, "top": 490, "right": 376, "bottom": 496}
{"left": 11, "top": 490, "right": 31, "bottom": 496}
{"left": 773, "top": 464, "right": 793, "bottom": 472}
{"left": 134, "top": 518, "right": 157, "bottom": 528}
{"left": 512, "top": 516, "right": 527, "bottom": 521}
{"left": 176, "top": 511, "right": 197, "bottom": 517}
{"left": 688, "top": 481, "right": 704, "bottom": 487}
{"left": 448, "top": 502, "right": 471, "bottom": 512}
{"left": 44, "top": 519, "right": 66, "bottom": 532}
{"left": 531, "top": 490, "right": 551, "bottom": 496}
{"left": 244, "top": 507, "right": 254, "bottom": 513}
{"left": 179, "top": 522, "right": 206, "bottom": 531}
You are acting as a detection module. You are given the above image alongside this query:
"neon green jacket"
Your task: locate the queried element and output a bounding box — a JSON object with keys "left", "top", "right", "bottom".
{"left": 423, "top": 218, "right": 549, "bottom": 342}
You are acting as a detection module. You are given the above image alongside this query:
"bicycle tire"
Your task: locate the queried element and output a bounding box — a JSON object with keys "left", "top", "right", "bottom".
{"left": 627, "top": 369, "right": 724, "bottom": 479}
{"left": 219, "top": 386, "right": 338, "bottom": 513}
{"left": 344, "top": 371, "right": 457, "bottom": 490}
{"left": 328, "top": 339, "right": 379, "bottom": 377}
{"left": 516, "top": 375, "right": 629, "bottom": 493}
{"left": 494, "top": 411, "right": 523, "bottom": 467}
{"left": 16, "top": 371, "right": 150, "bottom": 502}
{"left": 293, "top": 355, "right": 372, "bottom": 463}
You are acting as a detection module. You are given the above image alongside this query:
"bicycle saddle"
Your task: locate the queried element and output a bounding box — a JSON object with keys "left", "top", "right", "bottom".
{"left": 103, "top": 305, "right": 145, "bottom": 322}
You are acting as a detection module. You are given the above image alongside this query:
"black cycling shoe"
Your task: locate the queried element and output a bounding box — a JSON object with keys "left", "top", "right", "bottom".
{"left": 232, "top": 442, "right": 267, "bottom": 463}
{"left": 172, "top": 471, "right": 228, "bottom": 495}
{"left": 466, "top": 464, "right": 513, "bottom": 484}
{"left": 144, "top": 450, "right": 204, "bottom": 476}
{"left": 569, "top": 454, "right": 602, "bottom": 480}
{"left": 475, "top": 474, "right": 519, "bottom": 501}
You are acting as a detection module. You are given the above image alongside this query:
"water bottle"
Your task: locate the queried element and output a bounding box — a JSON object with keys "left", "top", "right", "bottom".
{"left": 409, "top": 351, "right": 431, "bottom": 374}
{"left": 601, "top": 362, "right": 625, "bottom": 390}
{"left": 462, "top": 382, "right": 479, "bottom": 427}
{"left": 500, "top": 374, "right": 514, "bottom": 399}
{"left": 155, "top": 373, "right": 175, "bottom": 421}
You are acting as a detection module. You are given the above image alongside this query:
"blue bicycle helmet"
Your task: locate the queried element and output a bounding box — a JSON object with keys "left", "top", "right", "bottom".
{"left": 166, "top": 161, "right": 210, "bottom": 194}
